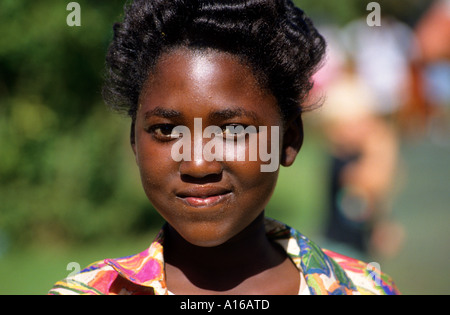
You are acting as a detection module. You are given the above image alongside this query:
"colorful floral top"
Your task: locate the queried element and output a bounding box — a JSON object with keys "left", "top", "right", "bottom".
{"left": 48, "top": 218, "right": 400, "bottom": 295}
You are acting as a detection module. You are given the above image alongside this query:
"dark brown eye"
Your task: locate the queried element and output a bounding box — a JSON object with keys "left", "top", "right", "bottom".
{"left": 147, "top": 124, "right": 181, "bottom": 141}
{"left": 222, "top": 124, "right": 254, "bottom": 140}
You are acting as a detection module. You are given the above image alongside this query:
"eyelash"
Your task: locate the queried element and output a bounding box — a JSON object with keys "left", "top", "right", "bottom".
{"left": 146, "top": 124, "right": 251, "bottom": 141}
{"left": 221, "top": 124, "right": 250, "bottom": 139}
{"left": 146, "top": 124, "right": 179, "bottom": 142}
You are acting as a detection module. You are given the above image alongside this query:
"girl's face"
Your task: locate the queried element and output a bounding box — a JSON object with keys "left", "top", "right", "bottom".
{"left": 133, "top": 48, "right": 300, "bottom": 247}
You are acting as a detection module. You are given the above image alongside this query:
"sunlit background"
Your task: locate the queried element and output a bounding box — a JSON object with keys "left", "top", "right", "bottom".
{"left": 0, "top": 0, "right": 449, "bottom": 294}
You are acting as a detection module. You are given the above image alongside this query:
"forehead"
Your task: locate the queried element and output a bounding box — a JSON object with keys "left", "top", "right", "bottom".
{"left": 149, "top": 48, "right": 259, "bottom": 90}
{"left": 138, "top": 48, "right": 281, "bottom": 122}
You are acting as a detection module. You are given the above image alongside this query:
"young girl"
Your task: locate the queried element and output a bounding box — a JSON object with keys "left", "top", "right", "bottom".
{"left": 49, "top": 0, "right": 399, "bottom": 295}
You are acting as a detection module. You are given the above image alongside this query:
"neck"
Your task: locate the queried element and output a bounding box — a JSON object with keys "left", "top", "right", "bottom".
{"left": 164, "top": 213, "right": 286, "bottom": 291}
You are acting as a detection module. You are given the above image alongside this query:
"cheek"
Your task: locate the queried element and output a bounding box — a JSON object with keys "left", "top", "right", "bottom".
{"left": 135, "top": 138, "right": 175, "bottom": 191}
{"left": 229, "top": 160, "right": 279, "bottom": 203}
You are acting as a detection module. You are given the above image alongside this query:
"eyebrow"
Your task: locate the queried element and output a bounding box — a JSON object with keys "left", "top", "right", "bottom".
{"left": 143, "top": 107, "right": 259, "bottom": 121}
{"left": 208, "top": 108, "right": 258, "bottom": 121}
{"left": 144, "top": 107, "right": 182, "bottom": 120}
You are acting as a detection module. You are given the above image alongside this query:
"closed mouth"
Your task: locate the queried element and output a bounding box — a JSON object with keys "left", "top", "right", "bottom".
{"left": 176, "top": 187, "right": 232, "bottom": 207}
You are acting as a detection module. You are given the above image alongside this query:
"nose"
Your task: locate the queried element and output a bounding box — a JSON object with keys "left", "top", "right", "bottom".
{"left": 179, "top": 158, "right": 223, "bottom": 181}
{"left": 178, "top": 118, "right": 224, "bottom": 181}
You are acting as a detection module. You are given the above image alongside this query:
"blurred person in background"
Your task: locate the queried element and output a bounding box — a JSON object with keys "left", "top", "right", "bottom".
{"left": 414, "top": 0, "right": 450, "bottom": 146}
{"left": 311, "top": 0, "right": 448, "bottom": 261}
{"left": 313, "top": 19, "right": 412, "bottom": 259}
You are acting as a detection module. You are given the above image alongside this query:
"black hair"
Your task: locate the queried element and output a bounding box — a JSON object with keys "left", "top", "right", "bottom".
{"left": 103, "top": 0, "right": 326, "bottom": 122}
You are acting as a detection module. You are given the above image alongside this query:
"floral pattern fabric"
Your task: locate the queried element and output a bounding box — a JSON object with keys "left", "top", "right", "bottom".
{"left": 49, "top": 218, "right": 400, "bottom": 295}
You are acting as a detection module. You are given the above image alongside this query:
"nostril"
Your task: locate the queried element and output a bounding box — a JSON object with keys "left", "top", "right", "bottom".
{"left": 180, "top": 173, "right": 222, "bottom": 184}
{"left": 179, "top": 158, "right": 223, "bottom": 180}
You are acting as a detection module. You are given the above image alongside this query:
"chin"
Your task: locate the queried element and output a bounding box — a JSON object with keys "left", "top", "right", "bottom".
{"left": 184, "top": 232, "right": 232, "bottom": 248}
{"left": 188, "top": 238, "right": 226, "bottom": 248}
{"left": 180, "top": 224, "right": 236, "bottom": 248}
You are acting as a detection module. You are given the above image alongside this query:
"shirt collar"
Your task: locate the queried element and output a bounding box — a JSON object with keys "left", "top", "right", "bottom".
{"left": 105, "top": 229, "right": 168, "bottom": 295}
{"left": 265, "top": 218, "right": 358, "bottom": 295}
{"left": 105, "top": 218, "right": 358, "bottom": 295}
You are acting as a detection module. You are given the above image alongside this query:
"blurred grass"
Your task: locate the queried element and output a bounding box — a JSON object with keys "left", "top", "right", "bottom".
{"left": 376, "top": 139, "right": 450, "bottom": 295}
{"left": 0, "top": 231, "right": 158, "bottom": 295}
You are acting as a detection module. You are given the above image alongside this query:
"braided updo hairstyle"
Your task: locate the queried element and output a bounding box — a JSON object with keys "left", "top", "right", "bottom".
{"left": 103, "top": 0, "right": 326, "bottom": 122}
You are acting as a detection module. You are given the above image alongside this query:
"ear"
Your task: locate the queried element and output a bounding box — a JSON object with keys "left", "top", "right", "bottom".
{"left": 280, "top": 114, "right": 304, "bottom": 167}
{"left": 130, "top": 120, "right": 137, "bottom": 156}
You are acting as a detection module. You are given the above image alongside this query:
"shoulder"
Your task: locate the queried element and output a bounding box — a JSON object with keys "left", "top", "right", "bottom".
{"left": 48, "top": 260, "right": 117, "bottom": 295}
{"left": 323, "top": 249, "right": 401, "bottom": 295}
{"left": 48, "top": 253, "right": 159, "bottom": 295}
{"left": 265, "top": 218, "right": 400, "bottom": 295}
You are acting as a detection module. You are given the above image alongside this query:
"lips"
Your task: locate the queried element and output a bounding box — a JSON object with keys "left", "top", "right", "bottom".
{"left": 176, "top": 186, "right": 232, "bottom": 207}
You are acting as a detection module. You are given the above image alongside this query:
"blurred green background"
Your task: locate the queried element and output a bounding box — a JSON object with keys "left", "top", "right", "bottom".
{"left": 0, "top": 0, "right": 448, "bottom": 294}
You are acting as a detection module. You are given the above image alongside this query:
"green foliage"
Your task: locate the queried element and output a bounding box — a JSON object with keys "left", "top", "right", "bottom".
{"left": 0, "top": 0, "right": 164, "bottom": 247}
